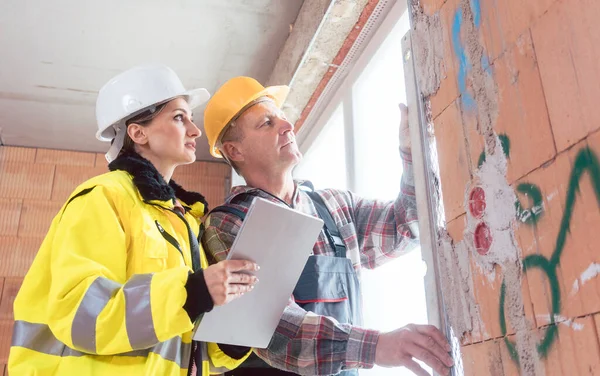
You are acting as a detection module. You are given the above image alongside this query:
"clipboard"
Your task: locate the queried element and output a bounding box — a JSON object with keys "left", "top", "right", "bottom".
{"left": 193, "top": 197, "right": 324, "bottom": 348}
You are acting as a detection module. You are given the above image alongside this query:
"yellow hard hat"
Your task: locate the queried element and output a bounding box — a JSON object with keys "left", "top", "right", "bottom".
{"left": 204, "top": 76, "right": 289, "bottom": 158}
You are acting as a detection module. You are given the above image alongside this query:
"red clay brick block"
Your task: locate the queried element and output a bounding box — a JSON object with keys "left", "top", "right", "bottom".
{"left": 480, "top": 0, "right": 556, "bottom": 62}
{"left": 532, "top": 0, "right": 600, "bottom": 152}
{"left": 497, "top": 332, "right": 542, "bottom": 376}
{"left": 0, "top": 279, "right": 20, "bottom": 366}
{"left": 0, "top": 237, "right": 42, "bottom": 277}
{"left": 0, "top": 320, "right": 12, "bottom": 367}
{"left": 95, "top": 153, "right": 108, "bottom": 168}
{"left": 51, "top": 165, "right": 108, "bottom": 202}
{"left": 0, "top": 200, "right": 22, "bottom": 237}
{"left": 469, "top": 262, "right": 501, "bottom": 341}
{"left": 444, "top": 215, "right": 488, "bottom": 346}
{"left": 460, "top": 339, "right": 505, "bottom": 375}
{"left": 446, "top": 214, "right": 532, "bottom": 346}
{"left": 420, "top": 0, "right": 446, "bottom": 15}
{"left": 595, "top": 314, "right": 600, "bottom": 345}
{"left": 35, "top": 148, "right": 95, "bottom": 167}
{"left": 445, "top": 216, "right": 470, "bottom": 344}
{"left": 447, "top": 214, "right": 466, "bottom": 242}
{"left": 515, "top": 134, "right": 600, "bottom": 325}
{"left": 536, "top": 316, "right": 600, "bottom": 375}
{"left": 174, "top": 174, "right": 228, "bottom": 209}
{"left": 0, "top": 146, "right": 36, "bottom": 163}
{"left": 472, "top": 260, "right": 533, "bottom": 344}
{"left": 497, "top": 327, "right": 596, "bottom": 376}
{"left": 434, "top": 100, "right": 471, "bottom": 221}
{"left": 539, "top": 330, "right": 563, "bottom": 376}
{"left": 0, "top": 279, "right": 21, "bottom": 322}
{"left": 0, "top": 278, "right": 20, "bottom": 365}
{"left": 466, "top": 31, "right": 555, "bottom": 184}
{"left": 18, "top": 201, "right": 63, "bottom": 238}
{"left": 430, "top": 0, "right": 460, "bottom": 119}
{"left": 173, "top": 162, "right": 231, "bottom": 207}
{"left": 479, "top": 0, "right": 509, "bottom": 62}
{"left": 0, "top": 162, "right": 54, "bottom": 200}
{"left": 174, "top": 161, "right": 230, "bottom": 177}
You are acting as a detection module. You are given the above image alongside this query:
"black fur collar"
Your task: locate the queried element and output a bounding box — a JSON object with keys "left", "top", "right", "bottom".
{"left": 108, "top": 150, "right": 208, "bottom": 209}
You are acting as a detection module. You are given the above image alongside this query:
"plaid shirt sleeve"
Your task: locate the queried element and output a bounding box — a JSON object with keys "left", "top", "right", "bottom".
{"left": 336, "top": 147, "right": 419, "bottom": 269}
{"left": 200, "top": 150, "right": 416, "bottom": 373}
{"left": 202, "top": 211, "right": 380, "bottom": 375}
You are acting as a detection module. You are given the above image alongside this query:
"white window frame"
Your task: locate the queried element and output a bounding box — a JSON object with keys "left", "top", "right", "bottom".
{"left": 295, "top": 0, "right": 408, "bottom": 193}
{"left": 294, "top": 0, "right": 444, "bottom": 333}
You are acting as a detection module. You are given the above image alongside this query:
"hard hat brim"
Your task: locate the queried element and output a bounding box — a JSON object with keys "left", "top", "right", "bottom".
{"left": 210, "top": 84, "right": 290, "bottom": 158}
{"left": 96, "top": 87, "right": 210, "bottom": 142}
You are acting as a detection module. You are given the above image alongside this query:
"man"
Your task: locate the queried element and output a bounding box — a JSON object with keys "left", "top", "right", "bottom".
{"left": 201, "top": 77, "right": 453, "bottom": 376}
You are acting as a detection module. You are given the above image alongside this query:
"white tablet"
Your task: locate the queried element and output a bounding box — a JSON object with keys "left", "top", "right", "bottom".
{"left": 193, "top": 197, "right": 324, "bottom": 348}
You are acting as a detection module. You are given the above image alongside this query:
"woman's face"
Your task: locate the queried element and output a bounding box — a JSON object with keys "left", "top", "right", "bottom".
{"left": 138, "top": 97, "right": 201, "bottom": 166}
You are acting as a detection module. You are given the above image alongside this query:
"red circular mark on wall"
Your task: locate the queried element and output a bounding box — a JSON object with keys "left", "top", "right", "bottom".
{"left": 474, "top": 222, "right": 493, "bottom": 255}
{"left": 469, "top": 187, "right": 486, "bottom": 219}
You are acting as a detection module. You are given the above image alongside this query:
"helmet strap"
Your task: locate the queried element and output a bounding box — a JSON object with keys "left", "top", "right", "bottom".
{"left": 105, "top": 125, "right": 126, "bottom": 163}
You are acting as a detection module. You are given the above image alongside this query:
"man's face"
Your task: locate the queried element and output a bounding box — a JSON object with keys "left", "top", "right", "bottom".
{"left": 234, "top": 100, "right": 302, "bottom": 174}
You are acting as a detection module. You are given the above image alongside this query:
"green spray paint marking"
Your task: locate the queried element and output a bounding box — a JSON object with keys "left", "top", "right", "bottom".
{"left": 499, "top": 256, "right": 559, "bottom": 362}
{"left": 477, "top": 134, "right": 544, "bottom": 224}
{"left": 499, "top": 146, "right": 600, "bottom": 363}
{"left": 515, "top": 183, "right": 544, "bottom": 225}
{"left": 478, "top": 133, "right": 511, "bottom": 167}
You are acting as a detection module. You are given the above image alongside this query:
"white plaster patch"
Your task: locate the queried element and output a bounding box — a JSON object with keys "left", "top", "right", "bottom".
{"left": 546, "top": 190, "right": 559, "bottom": 202}
{"left": 466, "top": 137, "right": 520, "bottom": 277}
{"left": 570, "top": 263, "right": 600, "bottom": 295}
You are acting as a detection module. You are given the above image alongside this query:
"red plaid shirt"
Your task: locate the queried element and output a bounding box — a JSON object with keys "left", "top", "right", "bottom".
{"left": 201, "top": 150, "right": 418, "bottom": 375}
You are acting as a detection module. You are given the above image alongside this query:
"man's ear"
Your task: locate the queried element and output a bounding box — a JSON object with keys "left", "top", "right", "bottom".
{"left": 222, "top": 142, "right": 244, "bottom": 163}
{"left": 127, "top": 123, "right": 149, "bottom": 145}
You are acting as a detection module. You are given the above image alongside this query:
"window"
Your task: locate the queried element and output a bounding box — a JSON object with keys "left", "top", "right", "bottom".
{"left": 294, "top": 103, "right": 347, "bottom": 190}
{"left": 294, "top": 9, "right": 430, "bottom": 376}
{"left": 351, "top": 13, "right": 407, "bottom": 200}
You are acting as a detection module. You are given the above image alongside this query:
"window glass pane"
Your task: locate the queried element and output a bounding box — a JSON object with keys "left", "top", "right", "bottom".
{"left": 293, "top": 10, "right": 430, "bottom": 376}
{"left": 352, "top": 12, "right": 410, "bottom": 200}
{"left": 353, "top": 12, "right": 430, "bottom": 376}
{"left": 293, "top": 103, "right": 347, "bottom": 190}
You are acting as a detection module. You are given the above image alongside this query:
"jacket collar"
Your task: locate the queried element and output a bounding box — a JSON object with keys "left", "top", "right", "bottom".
{"left": 108, "top": 150, "right": 208, "bottom": 213}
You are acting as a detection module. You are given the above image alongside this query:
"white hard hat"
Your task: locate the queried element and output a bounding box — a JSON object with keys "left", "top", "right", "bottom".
{"left": 95, "top": 64, "right": 210, "bottom": 162}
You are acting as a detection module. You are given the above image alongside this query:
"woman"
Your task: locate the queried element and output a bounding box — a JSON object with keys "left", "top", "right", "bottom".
{"left": 8, "top": 64, "right": 256, "bottom": 375}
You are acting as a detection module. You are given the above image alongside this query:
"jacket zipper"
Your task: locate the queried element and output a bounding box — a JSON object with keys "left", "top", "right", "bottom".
{"left": 171, "top": 210, "right": 201, "bottom": 272}
{"left": 147, "top": 202, "right": 202, "bottom": 375}
{"left": 146, "top": 202, "right": 201, "bottom": 271}
{"left": 154, "top": 220, "right": 185, "bottom": 259}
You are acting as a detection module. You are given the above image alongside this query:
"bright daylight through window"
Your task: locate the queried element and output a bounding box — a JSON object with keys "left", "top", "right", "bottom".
{"left": 294, "top": 10, "right": 429, "bottom": 376}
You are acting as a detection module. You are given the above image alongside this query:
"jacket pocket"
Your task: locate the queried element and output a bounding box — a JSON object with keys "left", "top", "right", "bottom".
{"left": 139, "top": 221, "right": 171, "bottom": 272}
{"left": 293, "top": 258, "right": 351, "bottom": 323}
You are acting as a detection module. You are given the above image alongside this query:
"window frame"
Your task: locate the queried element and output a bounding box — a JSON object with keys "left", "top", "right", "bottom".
{"left": 295, "top": 0, "right": 408, "bottom": 192}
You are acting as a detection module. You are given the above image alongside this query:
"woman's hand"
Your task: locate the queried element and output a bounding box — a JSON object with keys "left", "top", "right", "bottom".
{"left": 203, "top": 260, "right": 259, "bottom": 306}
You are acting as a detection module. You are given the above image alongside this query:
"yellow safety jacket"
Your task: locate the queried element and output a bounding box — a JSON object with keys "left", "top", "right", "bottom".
{"left": 8, "top": 152, "right": 250, "bottom": 375}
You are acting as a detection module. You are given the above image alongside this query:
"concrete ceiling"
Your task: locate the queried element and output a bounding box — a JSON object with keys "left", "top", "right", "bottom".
{"left": 0, "top": 0, "right": 304, "bottom": 161}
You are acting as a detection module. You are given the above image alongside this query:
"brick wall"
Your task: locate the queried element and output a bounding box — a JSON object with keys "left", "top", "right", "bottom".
{"left": 0, "top": 146, "right": 230, "bottom": 373}
{"left": 415, "top": 0, "right": 600, "bottom": 373}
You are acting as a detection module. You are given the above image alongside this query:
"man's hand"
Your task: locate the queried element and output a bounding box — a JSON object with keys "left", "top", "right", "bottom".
{"left": 204, "top": 260, "right": 259, "bottom": 306}
{"left": 375, "top": 324, "right": 453, "bottom": 376}
{"left": 399, "top": 103, "right": 411, "bottom": 152}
